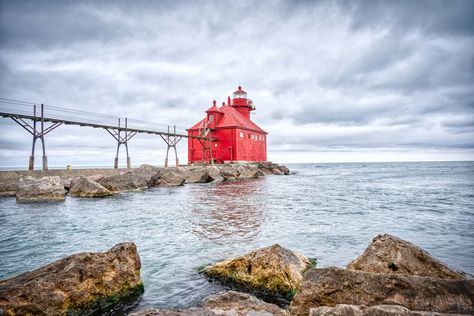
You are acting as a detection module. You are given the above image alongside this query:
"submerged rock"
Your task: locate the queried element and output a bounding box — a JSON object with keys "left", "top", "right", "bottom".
{"left": 16, "top": 176, "right": 65, "bottom": 202}
{"left": 129, "top": 291, "right": 288, "bottom": 316}
{"left": 290, "top": 267, "right": 474, "bottom": 315}
{"left": 98, "top": 172, "right": 149, "bottom": 192}
{"left": 202, "top": 291, "right": 289, "bottom": 315}
{"left": 347, "top": 234, "right": 466, "bottom": 280}
{"left": 201, "top": 244, "right": 315, "bottom": 299}
{"left": 0, "top": 242, "right": 143, "bottom": 316}
{"left": 68, "top": 176, "right": 113, "bottom": 198}
{"left": 309, "top": 304, "right": 463, "bottom": 316}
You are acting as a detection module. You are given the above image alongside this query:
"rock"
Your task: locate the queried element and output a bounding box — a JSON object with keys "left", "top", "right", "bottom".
{"left": 272, "top": 168, "right": 284, "bottom": 175}
{"left": 0, "top": 242, "right": 144, "bottom": 316}
{"left": 219, "top": 166, "right": 240, "bottom": 181}
{"left": 16, "top": 176, "right": 65, "bottom": 202}
{"left": 68, "top": 176, "right": 113, "bottom": 198}
{"left": 98, "top": 172, "right": 149, "bottom": 192}
{"left": 134, "top": 164, "right": 161, "bottom": 175}
{"left": 257, "top": 162, "right": 290, "bottom": 175}
{"left": 236, "top": 165, "right": 262, "bottom": 179}
{"left": 158, "top": 170, "right": 186, "bottom": 186}
{"left": 276, "top": 165, "right": 290, "bottom": 175}
{"left": 184, "top": 168, "right": 210, "bottom": 183}
{"left": 290, "top": 267, "right": 474, "bottom": 316}
{"left": 202, "top": 244, "right": 315, "bottom": 299}
{"left": 309, "top": 304, "right": 463, "bottom": 316}
{"left": 207, "top": 166, "right": 224, "bottom": 184}
{"left": 0, "top": 179, "right": 19, "bottom": 197}
{"left": 347, "top": 234, "right": 466, "bottom": 280}
{"left": 202, "top": 290, "right": 289, "bottom": 315}
{"left": 129, "top": 291, "right": 288, "bottom": 316}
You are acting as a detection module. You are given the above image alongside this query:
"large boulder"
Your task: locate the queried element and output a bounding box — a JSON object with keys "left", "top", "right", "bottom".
{"left": 347, "top": 234, "right": 466, "bottom": 280}
{"left": 16, "top": 176, "right": 65, "bottom": 202}
{"left": 201, "top": 244, "right": 315, "bottom": 299}
{"left": 129, "top": 291, "right": 288, "bottom": 316}
{"left": 290, "top": 267, "right": 474, "bottom": 315}
{"left": 98, "top": 172, "right": 149, "bottom": 192}
{"left": 310, "top": 304, "right": 462, "bottom": 316}
{"left": 202, "top": 291, "right": 288, "bottom": 315}
{"left": 0, "top": 242, "right": 144, "bottom": 315}
{"left": 68, "top": 176, "right": 113, "bottom": 198}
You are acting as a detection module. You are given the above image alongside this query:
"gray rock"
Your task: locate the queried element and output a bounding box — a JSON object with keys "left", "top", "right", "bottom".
{"left": 0, "top": 179, "right": 19, "bottom": 197}
{"left": 290, "top": 267, "right": 474, "bottom": 316}
{"left": 68, "top": 176, "right": 113, "bottom": 198}
{"left": 347, "top": 234, "right": 466, "bottom": 280}
{"left": 271, "top": 168, "right": 284, "bottom": 175}
{"left": 237, "top": 165, "right": 263, "bottom": 179}
{"left": 155, "top": 170, "right": 186, "bottom": 187}
{"left": 0, "top": 242, "right": 143, "bottom": 316}
{"left": 184, "top": 168, "right": 210, "bottom": 183}
{"left": 98, "top": 172, "right": 149, "bottom": 192}
{"left": 16, "top": 176, "right": 65, "bottom": 202}
{"left": 207, "top": 166, "right": 224, "bottom": 184}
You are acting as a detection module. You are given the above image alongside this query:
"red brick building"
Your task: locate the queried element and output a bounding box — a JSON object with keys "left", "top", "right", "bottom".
{"left": 187, "top": 86, "right": 267, "bottom": 164}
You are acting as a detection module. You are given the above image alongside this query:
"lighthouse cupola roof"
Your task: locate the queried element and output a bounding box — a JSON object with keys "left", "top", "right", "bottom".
{"left": 233, "top": 86, "right": 247, "bottom": 99}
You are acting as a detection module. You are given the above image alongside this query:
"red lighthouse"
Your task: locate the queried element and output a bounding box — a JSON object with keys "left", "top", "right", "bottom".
{"left": 187, "top": 86, "right": 267, "bottom": 164}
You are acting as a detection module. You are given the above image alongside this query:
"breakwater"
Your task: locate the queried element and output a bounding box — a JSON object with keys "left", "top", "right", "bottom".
{"left": 0, "top": 162, "right": 289, "bottom": 200}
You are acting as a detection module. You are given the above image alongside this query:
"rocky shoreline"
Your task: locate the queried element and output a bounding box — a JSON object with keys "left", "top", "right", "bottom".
{"left": 0, "top": 162, "right": 290, "bottom": 202}
{"left": 1, "top": 234, "right": 472, "bottom": 315}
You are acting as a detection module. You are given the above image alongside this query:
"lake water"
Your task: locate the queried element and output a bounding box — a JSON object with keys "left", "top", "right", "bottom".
{"left": 1, "top": 162, "right": 473, "bottom": 313}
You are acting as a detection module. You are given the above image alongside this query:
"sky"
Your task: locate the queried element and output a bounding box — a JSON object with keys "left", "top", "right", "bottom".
{"left": 0, "top": 0, "right": 473, "bottom": 168}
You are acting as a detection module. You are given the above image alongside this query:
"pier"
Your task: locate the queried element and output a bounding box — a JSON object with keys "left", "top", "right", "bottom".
{"left": 0, "top": 97, "right": 210, "bottom": 170}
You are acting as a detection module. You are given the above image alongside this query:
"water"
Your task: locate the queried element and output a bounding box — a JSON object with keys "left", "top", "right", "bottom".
{"left": 1, "top": 162, "right": 473, "bottom": 313}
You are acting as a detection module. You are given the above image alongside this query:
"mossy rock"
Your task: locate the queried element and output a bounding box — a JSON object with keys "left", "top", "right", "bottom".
{"left": 201, "top": 245, "right": 314, "bottom": 303}
{"left": 67, "top": 282, "right": 144, "bottom": 315}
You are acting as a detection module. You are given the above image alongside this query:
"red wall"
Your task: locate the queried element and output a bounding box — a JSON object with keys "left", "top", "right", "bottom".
{"left": 188, "top": 127, "right": 267, "bottom": 163}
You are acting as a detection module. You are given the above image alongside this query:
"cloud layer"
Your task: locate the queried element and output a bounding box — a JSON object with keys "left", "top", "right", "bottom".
{"left": 0, "top": 0, "right": 473, "bottom": 167}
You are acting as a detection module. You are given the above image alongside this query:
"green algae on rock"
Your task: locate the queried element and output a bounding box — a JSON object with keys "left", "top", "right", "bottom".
{"left": 201, "top": 244, "right": 314, "bottom": 299}
{"left": 0, "top": 242, "right": 143, "bottom": 316}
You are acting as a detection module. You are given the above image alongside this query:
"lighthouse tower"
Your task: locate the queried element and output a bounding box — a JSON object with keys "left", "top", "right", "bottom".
{"left": 187, "top": 86, "right": 267, "bottom": 164}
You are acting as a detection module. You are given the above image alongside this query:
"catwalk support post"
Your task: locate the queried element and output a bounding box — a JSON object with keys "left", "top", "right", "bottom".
{"left": 10, "top": 104, "right": 62, "bottom": 171}
{"left": 160, "top": 125, "right": 182, "bottom": 168}
{"left": 106, "top": 118, "right": 136, "bottom": 169}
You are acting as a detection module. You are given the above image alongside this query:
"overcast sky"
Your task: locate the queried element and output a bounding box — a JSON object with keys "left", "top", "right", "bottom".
{"left": 0, "top": 0, "right": 473, "bottom": 168}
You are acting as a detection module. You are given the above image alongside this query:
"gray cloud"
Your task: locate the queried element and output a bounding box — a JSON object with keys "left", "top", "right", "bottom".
{"left": 0, "top": 0, "right": 473, "bottom": 166}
